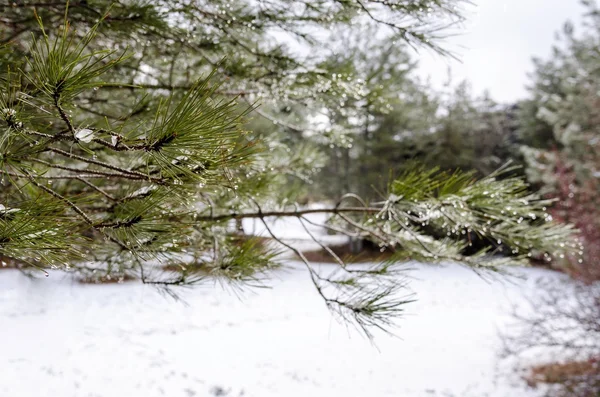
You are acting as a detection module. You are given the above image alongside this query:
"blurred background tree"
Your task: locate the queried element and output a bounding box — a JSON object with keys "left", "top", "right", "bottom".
{"left": 517, "top": 0, "right": 600, "bottom": 280}
{"left": 502, "top": 2, "right": 600, "bottom": 395}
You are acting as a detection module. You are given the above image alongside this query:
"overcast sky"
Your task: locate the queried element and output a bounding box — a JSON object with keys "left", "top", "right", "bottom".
{"left": 415, "top": 0, "right": 587, "bottom": 103}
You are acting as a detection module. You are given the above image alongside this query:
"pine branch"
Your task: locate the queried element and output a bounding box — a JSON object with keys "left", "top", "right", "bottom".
{"left": 47, "top": 147, "right": 163, "bottom": 182}
{"left": 195, "top": 206, "right": 381, "bottom": 222}
{"left": 25, "top": 172, "right": 94, "bottom": 224}
{"left": 0, "top": 0, "right": 579, "bottom": 338}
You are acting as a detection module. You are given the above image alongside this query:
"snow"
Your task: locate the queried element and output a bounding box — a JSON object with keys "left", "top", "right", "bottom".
{"left": 0, "top": 262, "right": 562, "bottom": 397}
{"left": 0, "top": 206, "right": 566, "bottom": 396}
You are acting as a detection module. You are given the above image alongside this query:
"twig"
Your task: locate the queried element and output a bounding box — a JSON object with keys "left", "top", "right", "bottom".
{"left": 196, "top": 206, "right": 380, "bottom": 222}
{"left": 48, "top": 147, "right": 164, "bottom": 182}
{"left": 76, "top": 177, "right": 117, "bottom": 201}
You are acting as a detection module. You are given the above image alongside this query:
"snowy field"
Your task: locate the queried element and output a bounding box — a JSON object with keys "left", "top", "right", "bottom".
{"left": 0, "top": 261, "right": 564, "bottom": 397}
{"left": 0, "top": 210, "right": 567, "bottom": 397}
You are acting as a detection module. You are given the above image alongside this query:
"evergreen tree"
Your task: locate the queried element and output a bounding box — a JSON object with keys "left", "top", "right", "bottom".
{"left": 427, "top": 83, "right": 520, "bottom": 175}
{"left": 518, "top": 0, "right": 600, "bottom": 279}
{"left": 319, "top": 57, "right": 520, "bottom": 202}
{"left": 315, "top": 31, "right": 438, "bottom": 199}
{"left": 0, "top": 1, "right": 578, "bottom": 335}
{"left": 505, "top": 7, "right": 600, "bottom": 392}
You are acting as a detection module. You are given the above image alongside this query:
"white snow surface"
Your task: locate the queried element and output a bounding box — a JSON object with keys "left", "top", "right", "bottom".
{"left": 0, "top": 206, "right": 564, "bottom": 396}
{"left": 0, "top": 262, "right": 562, "bottom": 397}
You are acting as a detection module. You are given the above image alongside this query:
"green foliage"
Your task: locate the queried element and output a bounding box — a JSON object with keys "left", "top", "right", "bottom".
{"left": 26, "top": 11, "right": 125, "bottom": 104}
{"left": 0, "top": 1, "right": 579, "bottom": 336}
{"left": 518, "top": 1, "right": 600, "bottom": 182}
{"left": 374, "top": 165, "right": 575, "bottom": 268}
{"left": 516, "top": 1, "right": 600, "bottom": 279}
{"left": 0, "top": 197, "right": 86, "bottom": 271}
{"left": 316, "top": 40, "right": 519, "bottom": 201}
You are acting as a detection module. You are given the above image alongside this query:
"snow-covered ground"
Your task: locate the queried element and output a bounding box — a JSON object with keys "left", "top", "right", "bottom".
{"left": 0, "top": 207, "right": 567, "bottom": 396}
{"left": 0, "top": 261, "right": 563, "bottom": 397}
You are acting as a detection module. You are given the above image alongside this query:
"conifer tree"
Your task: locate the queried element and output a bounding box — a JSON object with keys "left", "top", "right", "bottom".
{"left": 0, "top": 1, "right": 579, "bottom": 335}
{"left": 518, "top": 0, "right": 599, "bottom": 279}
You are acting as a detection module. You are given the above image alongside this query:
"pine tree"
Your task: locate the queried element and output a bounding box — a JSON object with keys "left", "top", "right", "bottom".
{"left": 517, "top": 0, "right": 600, "bottom": 279}
{"left": 505, "top": 7, "right": 600, "bottom": 391}
{"left": 0, "top": 1, "right": 579, "bottom": 336}
{"left": 315, "top": 32, "right": 435, "bottom": 199}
